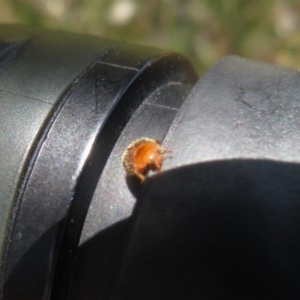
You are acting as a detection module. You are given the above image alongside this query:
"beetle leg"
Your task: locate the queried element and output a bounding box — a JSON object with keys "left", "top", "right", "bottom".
{"left": 134, "top": 171, "right": 146, "bottom": 182}
{"left": 155, "top": 162, "right": 162, "bottom": 171}
{"left": 162, "top": 148, "right": 172, "bottom": 154}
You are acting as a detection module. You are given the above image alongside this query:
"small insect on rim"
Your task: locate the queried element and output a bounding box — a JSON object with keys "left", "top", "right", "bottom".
{"left": 122, "top": 137, "right": 171, "bottom": 182}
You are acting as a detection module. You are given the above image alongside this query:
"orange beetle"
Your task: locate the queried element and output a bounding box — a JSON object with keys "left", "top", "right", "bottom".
{"left": 122, "top": 137, "right": 169, "bottom": 182}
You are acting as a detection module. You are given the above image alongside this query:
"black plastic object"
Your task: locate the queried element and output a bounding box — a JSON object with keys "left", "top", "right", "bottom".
{"left": 0, "top": 25, "right": 197, "bottom": 300}
{"left": 1, "top": 25, "right": 300, "bottom": 300}
{"left": 108, "top": 56, "right": 300, "bottom": 299}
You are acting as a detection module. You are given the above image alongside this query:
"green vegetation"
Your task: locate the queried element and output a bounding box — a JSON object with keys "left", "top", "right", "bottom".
{"left": 1, "top": 0, "right": 300, "bottom": 73}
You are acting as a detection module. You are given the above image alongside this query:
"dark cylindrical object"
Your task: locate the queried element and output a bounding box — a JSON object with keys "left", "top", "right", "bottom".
{"left": 1, "top": 25, "right": 300, "bottom": 300}
{"left": 0, "top": 25, "right": 197, "bottom": 300}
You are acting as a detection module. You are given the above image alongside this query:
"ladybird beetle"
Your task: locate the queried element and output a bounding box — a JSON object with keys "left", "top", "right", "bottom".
{"left": 122, "top": 137, "right": 169, "bottom": 182}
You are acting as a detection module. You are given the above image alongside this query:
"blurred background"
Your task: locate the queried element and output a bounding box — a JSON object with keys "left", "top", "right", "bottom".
{"left": 0, "top": 0, "right": 300, "bottom": 73}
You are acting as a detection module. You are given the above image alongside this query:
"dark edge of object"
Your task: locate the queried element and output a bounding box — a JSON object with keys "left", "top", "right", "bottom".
{"left": 0, "top": 25, "right": 123, "bottom": 300}
{"left": 1, "top": 26, "right": 122, "bottom": 300}
{"left": 66, "top": 57, "right": 197, "bottom": 300}
{"left": 3, "top": 48, "right": 121, "bottom": 300}
{"left": 54, "top": 54, "right": 197, "bottom": 300}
